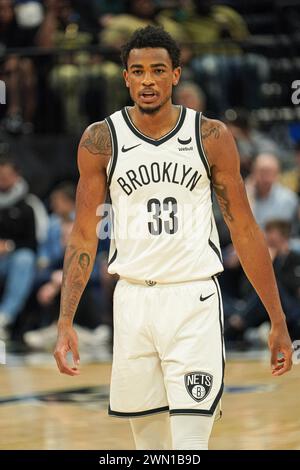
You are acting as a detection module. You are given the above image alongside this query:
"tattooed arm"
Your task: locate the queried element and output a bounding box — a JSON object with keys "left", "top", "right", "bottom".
{"left": 201, "top": 117, "right": 292, "bottom": 376}
{"left": 54, "top": 121, "right": 111, "bottom": 376}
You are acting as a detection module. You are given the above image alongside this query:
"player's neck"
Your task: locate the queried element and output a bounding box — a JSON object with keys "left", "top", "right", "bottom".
{"left": 129, "top": 102, "right": 181, "bottom": 140}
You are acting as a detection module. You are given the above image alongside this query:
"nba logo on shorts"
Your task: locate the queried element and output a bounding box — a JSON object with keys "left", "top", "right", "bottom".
{"left": 184, "top": 372, "right": 213, "bottom": 402}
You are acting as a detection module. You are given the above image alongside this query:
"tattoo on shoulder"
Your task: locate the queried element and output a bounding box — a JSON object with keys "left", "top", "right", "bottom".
{"left": 80, "top": 121, "right": 112, "bottom": 156}
{"left": 201, "top": 117, "right": 221, "bottom": 141}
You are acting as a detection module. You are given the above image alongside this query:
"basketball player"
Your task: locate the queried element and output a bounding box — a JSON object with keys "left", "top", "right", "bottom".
{"left": 54, "top": 26, "right": 293, "bottom": 450}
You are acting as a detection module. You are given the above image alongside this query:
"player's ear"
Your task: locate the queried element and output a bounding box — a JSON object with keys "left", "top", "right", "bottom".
{"left": 123, "top": 69, "right": 130, "bottom": 88}
{"left": 172, "top": 66, "right": 181, "bottom": 86}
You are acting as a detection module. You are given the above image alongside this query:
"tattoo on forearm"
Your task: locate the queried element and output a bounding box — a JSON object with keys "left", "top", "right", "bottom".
{"left": 60, "top": 246, "right": 92, "bottom": 322}
{"left": 212, "top": 169, "right": 234, "bottom": 223}
{"left": 80, "top": 121, "right": 112, "bottom": 156}
{"left": 79, "top": 252, "right": 90, "bottom": 269}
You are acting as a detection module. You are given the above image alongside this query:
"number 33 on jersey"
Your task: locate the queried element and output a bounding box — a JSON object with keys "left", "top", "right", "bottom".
{"left": 105, "top": 106, "right": 223, "bottom": 283}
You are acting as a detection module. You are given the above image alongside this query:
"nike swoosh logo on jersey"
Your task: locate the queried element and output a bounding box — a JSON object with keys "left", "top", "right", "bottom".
{"left": 121, "top": 143, "right": 141, "bottom": 153}
{"left": 200, "top": 293, "right": 215, "bottom": 302}
{"left": 177, "top": 137, "right": 192, "bottom": 145}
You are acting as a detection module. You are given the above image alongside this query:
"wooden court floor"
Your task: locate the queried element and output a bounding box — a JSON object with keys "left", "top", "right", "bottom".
{"left": 0, "top": 357, "right": 299, "bottom": 450}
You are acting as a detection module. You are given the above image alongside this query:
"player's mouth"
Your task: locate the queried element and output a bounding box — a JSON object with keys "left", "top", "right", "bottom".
{"left": 139, "top": 90, "right": 158, "bottom": 103}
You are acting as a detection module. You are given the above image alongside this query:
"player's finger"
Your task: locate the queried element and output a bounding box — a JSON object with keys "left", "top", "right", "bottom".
{"left": 54, "top": 349, "right": 80, "bottom": 376}
{"left": 71, "top": 344, "right": 80, "bottom": 369}
{"left": 272, "top": 348, "right": 292, "bottom": 376}
{"left": 270, "top": 347, "right": 279, "bottom": 370}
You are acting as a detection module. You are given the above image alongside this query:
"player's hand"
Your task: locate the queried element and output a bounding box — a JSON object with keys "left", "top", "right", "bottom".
{"left": 54, "top": 324, "right": 80, "bottom": 376}
{"left": 268, "top": 319, "right": 293, "bottom": 376}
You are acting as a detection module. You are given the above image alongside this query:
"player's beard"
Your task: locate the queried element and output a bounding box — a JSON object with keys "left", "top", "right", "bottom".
{"left": 136, "top": 93, "right": 171, "bottom": 115}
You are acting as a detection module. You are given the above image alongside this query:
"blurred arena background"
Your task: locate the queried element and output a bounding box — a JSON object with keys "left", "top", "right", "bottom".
{"left": 0, "top": 0, "right": 300, "bottom": 450}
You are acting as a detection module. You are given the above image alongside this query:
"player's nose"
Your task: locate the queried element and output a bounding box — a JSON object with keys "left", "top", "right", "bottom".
{"left": 142, "top": 71, "right": 155, "bottom": 86}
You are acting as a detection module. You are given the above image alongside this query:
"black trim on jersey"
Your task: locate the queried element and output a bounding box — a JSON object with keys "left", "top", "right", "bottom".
{"left": 106, "top": 116, "right": 118, "bottom": 187}
{"left": 108, "top": 405, "right": 169, "bottom": 418}
{"left": 210, "top": 180, "right": 214, "bottom": 203}
{"left": 208, "top": 218, "right": 223, "bottom": 265}
{"left": 121, "top": 106, "right": 186, "bottom": 146}
{"left": 195, "top": 112, "right": 211, "bottom": 179}
{"left": 209, "top": 239, "right": 223, "bottom": 265}
{"left": 108, "top": 248, "right": 117, "bottom": 267}
{"left": 106, "top": 190, "right": 117, "bottom": 267}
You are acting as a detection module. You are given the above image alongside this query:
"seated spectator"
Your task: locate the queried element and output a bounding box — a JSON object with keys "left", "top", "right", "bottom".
{"left": 24, "top": 219, "right": 112, "bottom": 358}
{"left": 225, "top": 220, "right": 300, "bottom": 345}
{"left": 180, "top": 0, "right": 249, "bottom": 45}
{"left": 35, "top": 0, "right": 97, "bottom": 133}
{"left": 281, "top": 141, "right": 300, "bottom": 197}
{"left": 0, "top": 157, "right": 37, "bottom": 337}
{"left": 225, "top": 109, "right": 281, "bottom": 178}
{"left": 35, "top": 0, "right": 93, "bottom": 49}
{"left": 100, "top": 0, "right": 187, "bottom": 50}
{"left": 245, "top": 153, "right": 299, "bottom": 231}
{"left": 37, "top": 181, "right": 75, "bottom": 279}
{"left": 176, "top": 0, "right": 270, "bottom": 115}
{"left": 173, "top": 81, "right": 206, "bottom": 112}
{"left": 0, "top": 0, "right": 41, "bottom": 134}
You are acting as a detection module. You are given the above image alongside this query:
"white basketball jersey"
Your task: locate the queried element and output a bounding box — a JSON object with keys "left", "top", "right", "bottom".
{"left": 105, "top": 106, "right": 223, "bottom": 283}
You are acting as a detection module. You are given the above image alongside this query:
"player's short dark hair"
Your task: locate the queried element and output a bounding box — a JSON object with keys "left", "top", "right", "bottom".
{"left": 121, "top": 25, "right": 181, "bottom": 70}
{"left": 265, "top": 219, "right": 292, "bottom": 239}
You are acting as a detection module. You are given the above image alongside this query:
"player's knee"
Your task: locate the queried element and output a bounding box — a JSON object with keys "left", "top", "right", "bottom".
{"left": 170, "top": 414, "right": 215, "bottom": 450}
{"left": 130, "top": 413, "right": 172, "bottom": 450}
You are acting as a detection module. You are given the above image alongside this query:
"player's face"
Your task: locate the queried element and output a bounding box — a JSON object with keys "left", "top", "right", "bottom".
{"left": 123, "top": 47, "right": 181, "bottom": 114}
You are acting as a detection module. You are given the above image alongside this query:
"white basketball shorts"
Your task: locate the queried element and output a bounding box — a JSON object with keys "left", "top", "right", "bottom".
{"left": 108, "top": 276, "right": 225, "bottom": 418}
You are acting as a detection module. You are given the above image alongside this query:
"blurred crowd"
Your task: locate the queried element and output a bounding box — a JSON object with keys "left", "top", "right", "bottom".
{"left": 0, "top": 0, "right": 300, "bottom": 354}
{"left": 0, "top": 157, "right": 115, "bottom": 356}
{"left": 1, "top": 0, "right": 298, "bottom": 133}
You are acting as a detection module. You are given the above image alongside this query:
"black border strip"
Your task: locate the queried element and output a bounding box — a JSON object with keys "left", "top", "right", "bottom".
{"left": 209, "top": 239, "right": 223, "bottom": 265}
{"left": 169, "top": 409, "right": 216, "bottom": 416}
{"left": 212, "top": 275, "right": 225, "bottom": 410}
{"left": 208, "top": 219, "right": 223, "bottom": 265}
{"left": 195, "top": 111, "right": 211, "bottom": 179}
{"left": 108, "top": 405, "right": 169, "bottom": 418}
{"left": 171, "top": 276, "right": 225, "bottom": 417}
{"left": 121, "top": 106, "right": 186, "bottom": 147}
{"left": 106, "top": 117, "right": 118, "bottom": 187}
{"left": 108, "top": 248, "right": 117, "bottom": 267}
{"left": 106, "top": 188, "right": 117, "bottom": 267}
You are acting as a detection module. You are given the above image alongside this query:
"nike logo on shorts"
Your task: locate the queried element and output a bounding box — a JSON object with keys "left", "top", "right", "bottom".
{"left": 121, "top": 144, "right": 141, "bottom": 153}
{"left": 200, "top": 293, "right": 215, "bottom": 301}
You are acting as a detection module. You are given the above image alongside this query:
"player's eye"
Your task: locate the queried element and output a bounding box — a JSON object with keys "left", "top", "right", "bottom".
{"left": 155, "top": 69, "right": 164, "bottom": 74}
{"left": 132, "top": 70, "right": 143, "bottom": 75}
